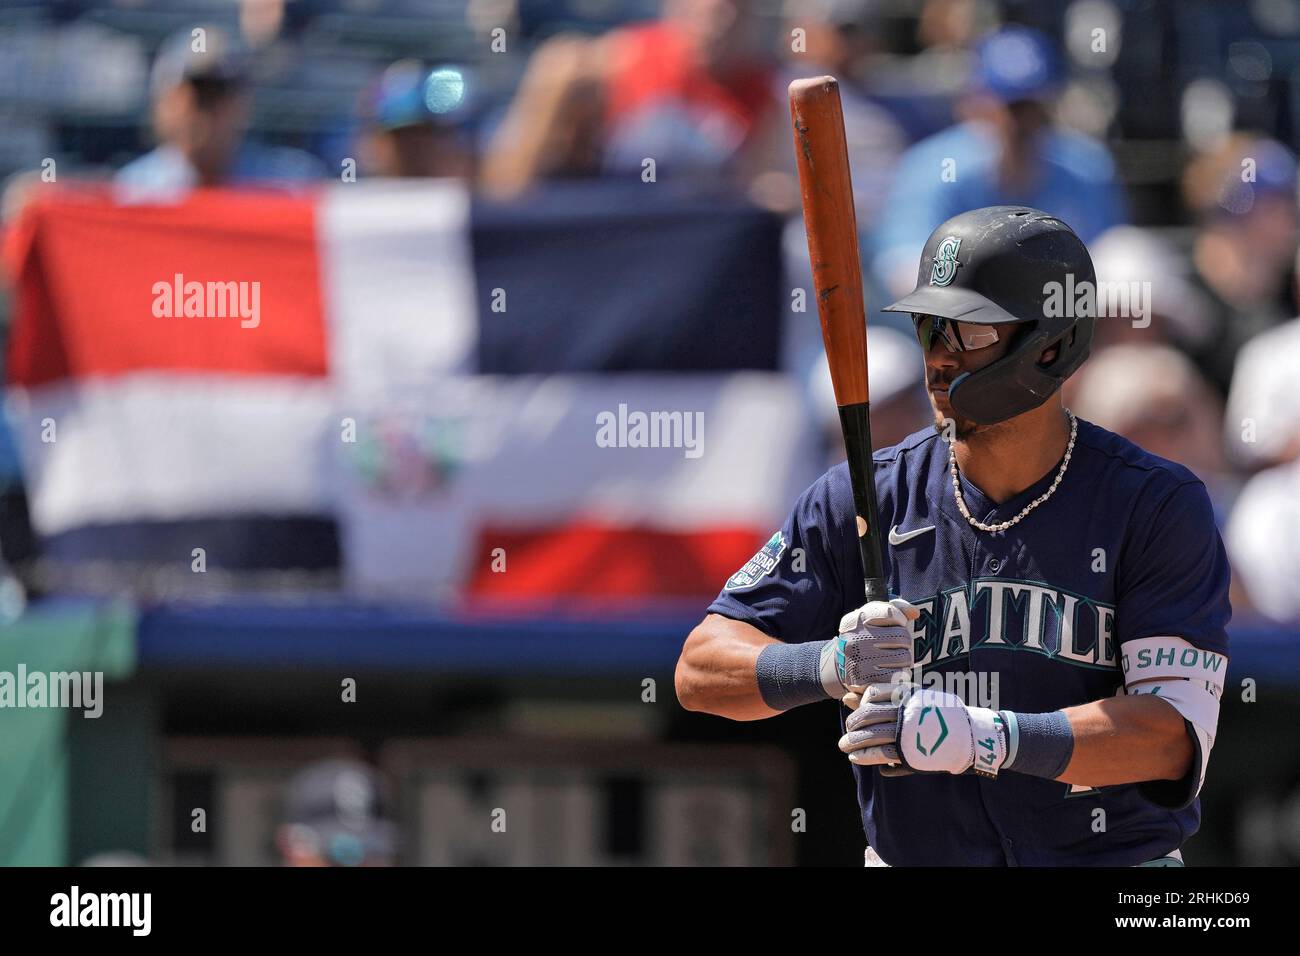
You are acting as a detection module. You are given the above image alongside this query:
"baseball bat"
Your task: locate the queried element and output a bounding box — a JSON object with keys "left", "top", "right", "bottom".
{"left": 788, "top": 75, "right": 889, "bottom": 605}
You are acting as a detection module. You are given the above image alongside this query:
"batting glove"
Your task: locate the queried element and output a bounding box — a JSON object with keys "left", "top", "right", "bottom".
{"left": 818, "top": 598, "right": 918, "bottom": 701}
{"left": 839, "top": 684, "right": 1010, "bottom": 779}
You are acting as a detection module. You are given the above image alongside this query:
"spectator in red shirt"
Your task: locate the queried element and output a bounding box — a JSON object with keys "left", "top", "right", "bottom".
{"left": 601, "top": 0, "right": 775, "bottom": 180}
{"left": 481, "top": 0, "right": 780, "bottom": 197}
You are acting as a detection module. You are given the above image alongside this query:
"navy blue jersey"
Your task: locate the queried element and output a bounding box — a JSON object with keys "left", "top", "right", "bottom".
{"left": 708, "top": 419, "right": 1231, "bottom": 865}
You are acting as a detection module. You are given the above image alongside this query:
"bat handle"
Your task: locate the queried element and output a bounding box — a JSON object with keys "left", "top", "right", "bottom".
{"left": 840, "top": 402, "right": 891, "bottom": 605}
{"left": 863, "top": 576, "right": 890, "bottom": 604}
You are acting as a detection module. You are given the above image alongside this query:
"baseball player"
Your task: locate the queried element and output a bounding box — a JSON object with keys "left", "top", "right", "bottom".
{"left": 676, "top": 206, "right": 1231, "bottom": 866}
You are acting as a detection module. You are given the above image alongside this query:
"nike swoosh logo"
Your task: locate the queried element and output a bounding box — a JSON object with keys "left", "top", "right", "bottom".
{"left": 888, "top": 524, "right": 935, "bottom": 546}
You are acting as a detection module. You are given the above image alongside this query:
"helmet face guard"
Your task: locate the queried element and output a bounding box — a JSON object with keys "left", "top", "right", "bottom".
{"left": 884, "top": 205, "right": 1096, "bottom": 425}
{"left": 947, "top": 319, "right": 1094, "bottom": 424}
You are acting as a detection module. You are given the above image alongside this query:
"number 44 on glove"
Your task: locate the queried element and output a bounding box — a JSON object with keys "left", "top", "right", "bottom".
{"left": 839, "top": 684, "right": 1010, "bottom": 779}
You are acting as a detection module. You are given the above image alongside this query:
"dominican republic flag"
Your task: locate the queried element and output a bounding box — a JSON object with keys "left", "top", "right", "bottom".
{"left": 4, "top": 180, "right": 814, "bottom": 605}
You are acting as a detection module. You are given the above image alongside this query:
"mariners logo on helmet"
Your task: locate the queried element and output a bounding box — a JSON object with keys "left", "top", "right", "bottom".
{"left": 929, "top": 236, "right": 962, "bottom": 286}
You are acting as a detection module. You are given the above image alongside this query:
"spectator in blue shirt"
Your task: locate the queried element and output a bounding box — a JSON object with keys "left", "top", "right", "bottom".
{"left": 874, "top": 26, "right": 1126, "bottom": 298}
{"left": 116, "top": 25, "right": 324, "bottom": 203}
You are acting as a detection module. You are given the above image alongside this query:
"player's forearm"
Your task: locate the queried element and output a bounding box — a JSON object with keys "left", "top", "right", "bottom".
{"left": 1054, "top": 695, "right": 1193, "bottom": 787}
{"left": 675, "top": 614, "right": 782, "bottom": 721}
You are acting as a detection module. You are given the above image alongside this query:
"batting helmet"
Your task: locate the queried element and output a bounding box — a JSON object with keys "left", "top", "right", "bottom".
{"left": 882, "top": 205, "right": 1095, "bottom": 425}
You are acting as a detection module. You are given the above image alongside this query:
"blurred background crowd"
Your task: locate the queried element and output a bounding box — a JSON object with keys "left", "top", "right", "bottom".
{"left": 1, "top": 0, "right": 1299, "bottom": 617}
{"left": 2, "top": 0, "right": 1300, "bottom": 867}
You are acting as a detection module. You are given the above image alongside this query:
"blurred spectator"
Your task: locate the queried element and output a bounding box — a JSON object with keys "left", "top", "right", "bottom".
{"left": 855, "top": 0, "right": 992, "bottom": 114}
{"left": 758, "top": 0, "right": 906, "bottom": 225}
{"left": 917, "top": 0, "right": 995, "bottom": 52}
{"left": 478, "top": 33, "right": 607, "bottom": 196}
{"left": 358, "top": 61, "right": 479, "bottom": 179}
{"left": 1085, "top": 226, "right": 1215, "bottom": 352}
{"left": 874, "top": 25, "right": 1126, "bottom": 296}
{"left": 239, "top": 0, "right": 301, "bottom": 49}
{"left": 1227, "top": 456, "right": 1300, "bottom": 623}
{"left": 602, "top": 0, "right": 776, "bottom": 177}
{"left": 276, "top": 760, "right": 398, "bottom": 867}
{"left": 1181, "top": 135, "right": 1299, "bottom": 395}
{"left": 481, "top": 0, "right": 781, "bottom": 198}
{"left": 116, "top": 25, "right": 324, "bottom": 203}
{"left": 809, "top": 325, "right": 928, "bottom": 465}
{"left": 1223, "top": 314, "right": 1300, "bottom": 471}
{"left": 1069, "top": 344, "right": 1235, "bottom": 520}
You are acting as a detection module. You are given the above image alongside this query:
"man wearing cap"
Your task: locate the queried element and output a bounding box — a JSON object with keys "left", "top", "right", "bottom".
{"left": 1182, "top": 135, "right": 1300, "bottom": 395}
{"left": 874, "top": 26, "right": 1126, "bottom": 298}
{"left": 358, "top": 60, "right": 479, "bottom": 180}
{"left": 677, "top": 206, "right": 1230, "bottom": 866}
{"left": 116, "top": 25, "right": 324, "bottom": 203}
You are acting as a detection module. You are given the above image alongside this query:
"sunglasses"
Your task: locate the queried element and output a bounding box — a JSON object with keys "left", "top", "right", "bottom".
{"left": 912, "top": 314, "right": 1002, "bottom": 352}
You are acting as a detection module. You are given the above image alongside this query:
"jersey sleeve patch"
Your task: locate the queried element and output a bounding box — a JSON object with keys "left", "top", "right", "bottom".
{"left": 724, "top": 531, "right": 787, "bottom": 591}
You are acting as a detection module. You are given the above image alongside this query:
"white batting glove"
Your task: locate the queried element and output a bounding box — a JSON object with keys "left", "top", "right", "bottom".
{"left": 840, "top": 685, "right": 1010, "bottom": 778}
{"left": 818, "top": 598, "right": 918, "bottom": 701}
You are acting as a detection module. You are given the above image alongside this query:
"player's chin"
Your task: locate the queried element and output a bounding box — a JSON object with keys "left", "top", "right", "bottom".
{"left": 929, "top": 401, "right": 984, "bottom": 440}
{"left": 953, "top": 417, "right": 988, "bottom": 439}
